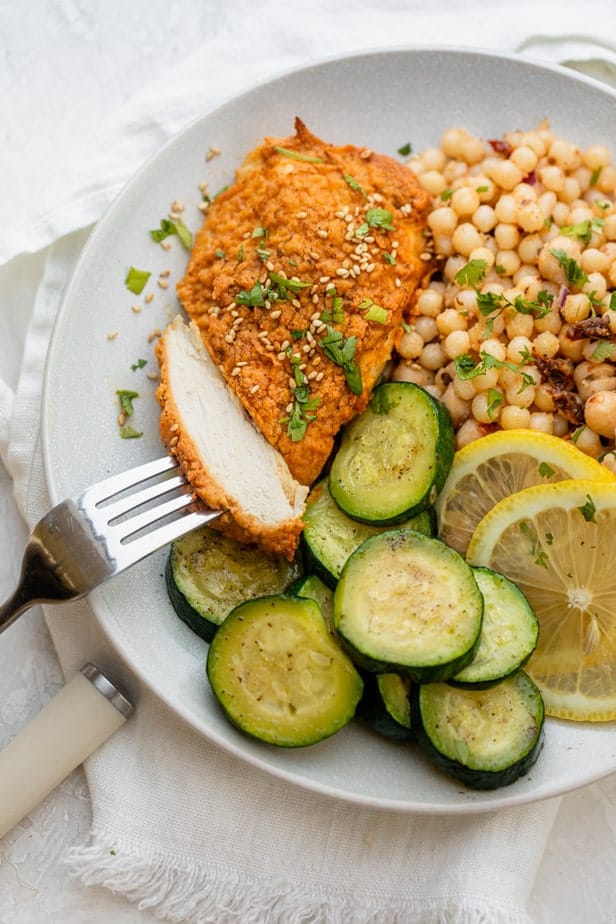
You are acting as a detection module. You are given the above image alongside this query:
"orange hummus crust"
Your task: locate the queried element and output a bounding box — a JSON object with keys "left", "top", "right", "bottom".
{"left": 177, "top": 118, "right": 432, "bottom": 486}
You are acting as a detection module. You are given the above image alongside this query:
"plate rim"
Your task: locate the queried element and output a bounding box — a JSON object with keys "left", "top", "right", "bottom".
{"left": 41, "top": 44, "right": 616, "bottom": 815}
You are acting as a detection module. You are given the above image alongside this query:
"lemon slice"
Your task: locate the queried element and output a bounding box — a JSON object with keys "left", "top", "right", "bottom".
{"left": 467, "top": 479, "right": 616, "bottom": 721}
{"left": 435, "top": 429, "right": 613, "bottom": 555}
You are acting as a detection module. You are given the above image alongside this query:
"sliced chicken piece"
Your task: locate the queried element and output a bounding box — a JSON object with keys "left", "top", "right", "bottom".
{"left": 156, "top": 315, "right": 308, "bottom": 559}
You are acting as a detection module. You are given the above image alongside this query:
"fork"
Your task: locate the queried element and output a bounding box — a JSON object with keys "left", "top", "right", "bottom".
{"left": 0, "top": 455, "right": 220, "bottom": 635}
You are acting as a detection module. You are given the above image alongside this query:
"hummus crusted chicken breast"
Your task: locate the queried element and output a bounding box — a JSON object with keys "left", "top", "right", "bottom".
{"left": 176, "top": 118, "right": 432, "bottom": 487}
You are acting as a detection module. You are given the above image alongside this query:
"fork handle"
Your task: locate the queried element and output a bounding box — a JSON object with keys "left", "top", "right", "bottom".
{"left": 0, "top": 584, "right": 36, "bottom": 635}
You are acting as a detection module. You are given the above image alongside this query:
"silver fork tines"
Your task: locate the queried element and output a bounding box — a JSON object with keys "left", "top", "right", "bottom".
{"left": 0, "top": 455, "right": 220, "bottom": 635}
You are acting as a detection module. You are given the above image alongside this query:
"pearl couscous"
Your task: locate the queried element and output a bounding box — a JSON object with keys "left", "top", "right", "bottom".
{"left": 395, "top": 122, "right": 616, "bottom": 474}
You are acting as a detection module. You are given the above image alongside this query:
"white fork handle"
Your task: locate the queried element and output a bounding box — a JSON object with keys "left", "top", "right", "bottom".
{"left": 0, "top": 664, "right": 134, "bottom": 839}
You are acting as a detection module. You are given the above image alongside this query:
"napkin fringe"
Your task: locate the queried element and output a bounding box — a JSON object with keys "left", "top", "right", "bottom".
{"left": 66, "top": 829, "right": 534, "bottom": 924}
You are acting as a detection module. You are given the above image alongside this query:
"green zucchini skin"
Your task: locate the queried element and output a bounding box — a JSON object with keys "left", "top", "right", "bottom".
{"left": 357, "top": 672, "right": 413, "bottom": 741}
{"left": 206, "top": 594, "right": 363, "bottom": 748}
{"left": 451, "top": 567, "right": 540, "bottom": 688}
{"left": 165, "top": 555, "right": 218, "bottom": 642}
{"left": 328, "top": 382, "right": 455, "bottom": 525}
{"left": 302, "top": 477, "right": 434, "bottom": 589}
{"left": 290, "top": 572, "right": 335, "bottom": 631}
{"left": 411, "top": 672, "right": 545, "bottom": 790}
{"left": 166, "top": 525, "right": 302, "bottom": 641}
{"left": 333, "top": 529, "right": 483, "bottom": 682}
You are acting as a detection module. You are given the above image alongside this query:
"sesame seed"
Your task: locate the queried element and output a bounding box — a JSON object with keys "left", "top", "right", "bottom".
{"left": 310, "top": 251, "right": 320, "bottom": 261}
{"left": 159, "top": 269, "right": 171, "bottom": 278}
{"left": 265, "top": 261, "right": 275, "bottom": 272}
{"left": 360, "top": 148, "right": 372, "bottom": 159}
{"left": 250, "top": 384, "right": 260, "bottom": 394}
{"left": 277, "top": 351, "right": 287, "bottom": 361}
{"left": 307, "top": 370, "right": 318, "bottom": 380}
{"left": 169, "top": 423, "right": 179, "bottom": 432}
{"left": 206, "top": 146, "right": 221, "bottom": 161}
{"left": 392, "top": 240, "right": 400, "bottom": 248}
{"left": 366, "top": 263, "right": 376, "bottom": 273}
{"left": 395, "top": 278, "right": 402, "bottom": 288}
{"left": 132, "top": 304, "right": 142, "bottom": 313}
{"left": 118, "top": 412, "right": 127, "bottom": 426}
{"left": 258, "top": 330, "right": 269, "bottom": 340}
{"left": 318, "top": 276, "right": 330, "bottom": 284}
{"left": 310, "top": 311, "right": 321, "bottom": 321}
{"left": 169, "top": 435, "right": 179, "bottom": 447}
{"left": 171, "top": 199, "right": 184, "bottom": 213}
{"left": 292, "top": 298, "right": 301, "bottom": 309}
{"left": 344, "top": 214, "right": 353, "bottom": 224}
{"left": 148, "top": 328, "right": 162, "bottom": 342}
{"left": 336, "top": 268, "right": 350, "bottom": 278}
{"left": 145, "top": 292, "right": 154, "bottom": 304}
{"left": 270, "top": 309, "right": 282, "bottom": 319}
{"left": 302, "top": 343, "right": 311, "bottom": 354}
{"left": 198, "top": 201, "right": 209, "bottom": 213}
{"left": 317, "top": 229, "right": 329, "bottom": 239}
{"left": 335, "top": 210, "right": 347, "bottom": 219}
{"left": 107, "top": 331, "right": 118, "bottom": 340}
{"left": 236, "top": 361, "right": 248, "bottom": 367}
{"left": 288, "top": 377, "right": 296, "bottom": 389}
{"left": 296, "top": 211, "right": 308, "bottom": 219}
{"left": 158, "top": 279, "right": 169, "bottom": 289}
{"left": 299, "top": 362, "right": 307, "bottom": 370}
{"left": 313, "top": 355, "right": 322, "bottom": 365}
{"left": 146, "top": 372, "right": 159, "bottom": 381}
{"left": 400, "top": 204, "right": 412, "bottom": 215}
{"left": 312, "top": 293, "right": 320, "bottom": 304}
{"left": 224, "top": 332, "right": 236, "bottom": 343}
{"left": 315, "top": 371, "right": 325, "bottom": 381}
{"left": 420, "top": 252, "right": 432, "bottom": 261}
{"left": 231, "top": 367, "right": 241, "bottom": 377}
{"left": 161, "top": 241, "right": 171, "bottom": 250}
{"left": 280, "top": 339, "right": 290, "bottom": 351}
{"left": 285, "top": 402, "right": 294, "bottom": 414}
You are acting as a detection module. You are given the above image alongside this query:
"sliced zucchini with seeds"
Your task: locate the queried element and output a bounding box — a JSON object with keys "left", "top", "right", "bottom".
{"left": 302, "top": 477, "right": 434, "bottom": 587}
{"left": 167, "top": 525, "right": 301, "bottom": 641}
{"left": 411, "top": 671, "right": 545, "bottom": 790}
{"left": 206, "top": 594, "right": 363, "bottom": 747}
{"left": 329, "top": 382, "right": 455, "bottom": 524}
{"left": 451, "top": 567, "right": 539, "bottom": 687}
{"left": 333, "top": 529, "right": 483, "bottom": 681}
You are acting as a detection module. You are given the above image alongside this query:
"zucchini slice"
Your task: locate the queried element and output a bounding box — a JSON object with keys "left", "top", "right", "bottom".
{"left": 302, "top": 477, "right": 434, "bottom": 588}
{"left": 451, "top": 567, "right": 539, "bottom": 687}
{"left": 167, "top": 525, "right": 301, "bottom": 641}
{"left": 328, "top": 382, "right": 455, "bottom": 524}
{"left": 290, "top": 572, "right": 335, "bottom": 630}
{"left": 206, "top": 594, "right": 363, "bottom": 747}
{"left": 412, "top": 671, "right": 545, "bottom": 790}
{"left": 358, "top": 672, "right": 413, "bottom": 740}
{"left": 333, "top": 529, "right": 483, "bottom": 681}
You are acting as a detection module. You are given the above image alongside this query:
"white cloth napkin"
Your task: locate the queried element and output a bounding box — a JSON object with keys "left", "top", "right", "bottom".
{"left": 2, "top": 2, "right": 616, "bottom": 921}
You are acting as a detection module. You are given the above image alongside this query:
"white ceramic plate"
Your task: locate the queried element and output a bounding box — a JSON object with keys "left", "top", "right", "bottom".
{"left": 42, "top": 48, "right": 616, "bottom": 814}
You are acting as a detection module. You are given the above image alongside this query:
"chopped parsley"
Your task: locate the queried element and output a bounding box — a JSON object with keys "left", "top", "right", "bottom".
{"left": 455, "top": 258, "right": 488, "bottom": 288}
{"left": 550, "top": 248, "right": 589, "bottom": 290}
{"left": 440, "top": 189, "right": 453, "bottom": 201}
{"left": 397, "top": 142, "right": 412, "bottom": 157}
{"left": 453, "top": 351, "right": 535, "bottom": 390}
{"left": 273, "top": 145, "right": 324, "bottom": 164}
{"left": 119, "top": 425, "right": 143, "bottom": 439}
{"left": 578, "top": 494, "right": 597, "bottom": 522}
{"left": 591, "top": 340, "right": 616, "bottom": 362}
{"left": 268, "top": 272, "right": 311, "bottom": 301}
{"left": 590, "top": 166, "right": 602, "bottom": 187}
{"left": 236, "top": 281, "right": 266, "bottom": 307}
{"left": 131, "top": 358, "right": 147, "bottom": 371}
{"left": 116, "top": 389, "right": 139, "bottom": 416}
{"left": 359, "top": 298, "right": 388, "bottom": 325}
{"left": 538, "top": 462, "right": 556, "bottom": 479}
{"left": 319, "top": 325, "right": 362, "bottom": 395}
{"left": 281, "top": 356, "right": 321, "bottom": 441}
{"left": 124, "top": 267, "right": 151, "bottom": 295}
{"left": 344, "top": 174, "right": 366, "bottom": 197}
{"left": 355, "top": 207, "right": 396, "bottom": 238}
{"left": 560, "top": 218, "right": 604, "bottom": 246}
{"left": 149, "top": 218, "right": 192, "bottom": 250}
{"left": 486, "top": 388, "right": 504, "bottom": 419}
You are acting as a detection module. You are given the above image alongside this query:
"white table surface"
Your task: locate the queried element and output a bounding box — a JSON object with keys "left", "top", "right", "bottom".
{"left": 1, "top": 2, "right": 616, "bottom": 921}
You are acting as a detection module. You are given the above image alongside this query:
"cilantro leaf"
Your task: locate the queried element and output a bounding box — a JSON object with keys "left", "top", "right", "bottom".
{"left": 455, "top": 259, "right": 488, "bottom": 287}
{"left": 550, "top": 248, "right": 589, "bottom": 290}
{"left": 116, "top": 389, "right": 139, "bottom": 416}
{"left": 149, "top": 218, "right": 192, "bottom": 250}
